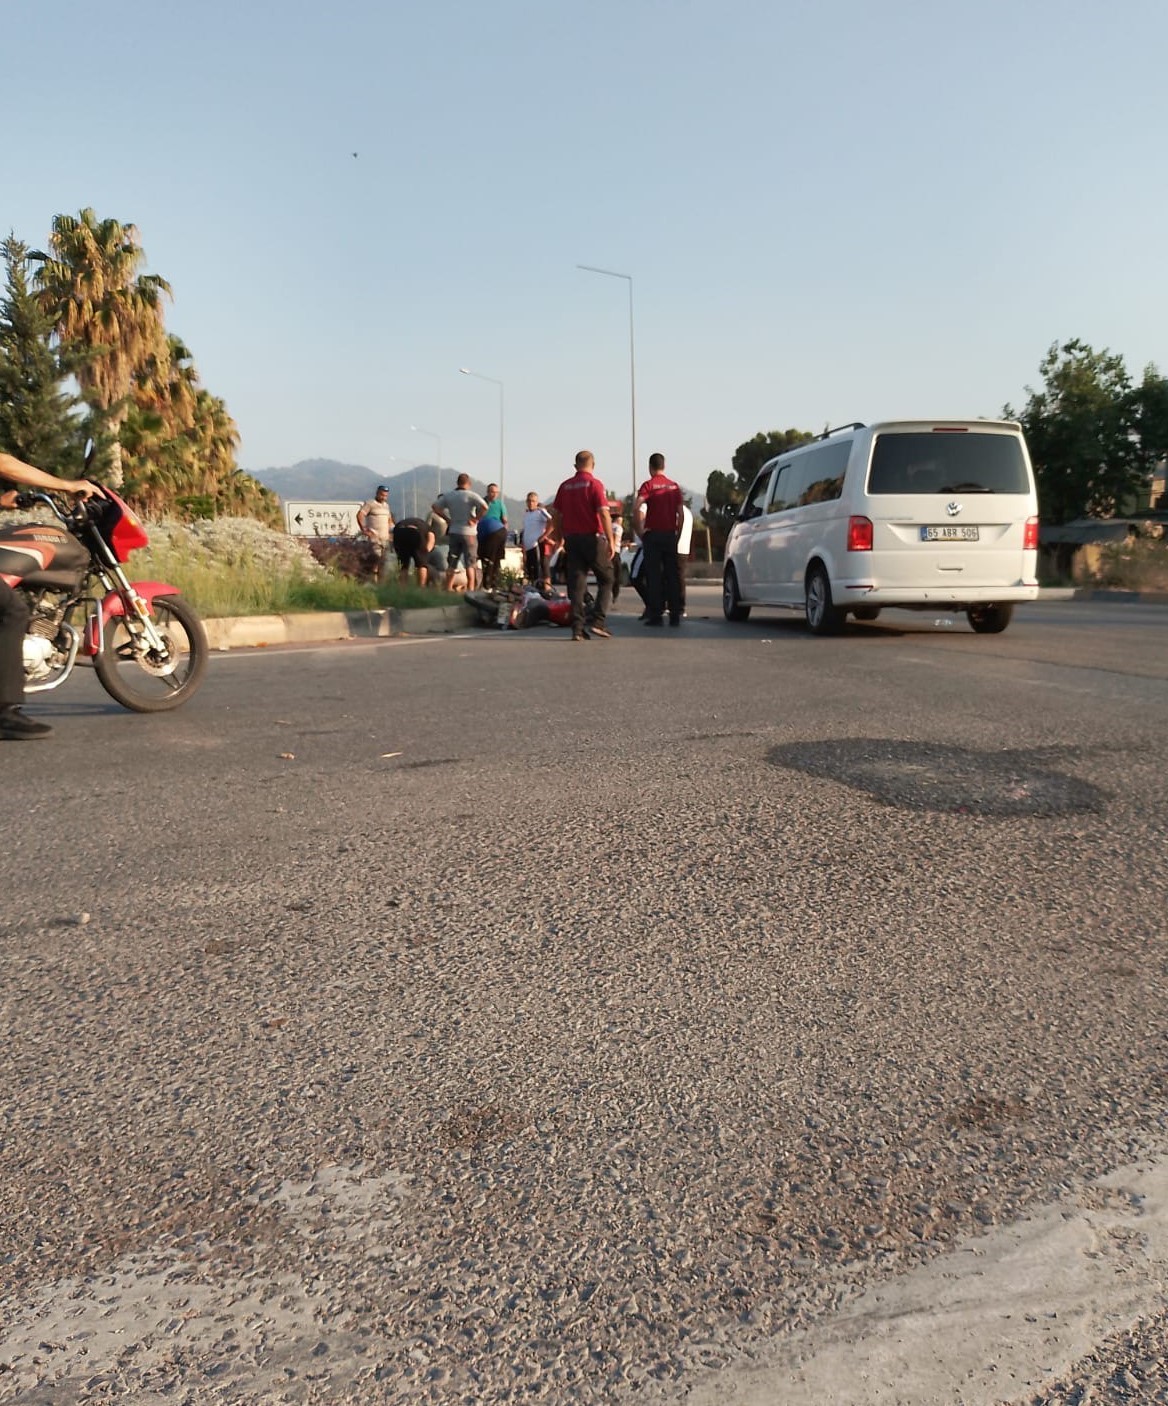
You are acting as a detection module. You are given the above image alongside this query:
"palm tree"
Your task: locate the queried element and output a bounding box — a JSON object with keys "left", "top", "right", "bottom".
{"left": 32, "top": 209, "right": 171, "bottom": 485}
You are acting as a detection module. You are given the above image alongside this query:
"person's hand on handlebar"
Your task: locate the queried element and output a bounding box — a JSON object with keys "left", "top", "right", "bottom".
{"left": 0, "top": 452, "right": 102, "bottom": 506}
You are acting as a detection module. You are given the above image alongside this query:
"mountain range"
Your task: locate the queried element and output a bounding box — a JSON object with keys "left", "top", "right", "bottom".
{"left": 249, "top": 458, "right": 705, "bottom": 522}
{"left": 249, "top": 459, "right": 499, "bottom": 518}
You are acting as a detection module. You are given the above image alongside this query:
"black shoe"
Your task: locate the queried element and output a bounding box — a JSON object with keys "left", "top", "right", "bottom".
{"left": 669, "top": 616, "right": 681, "bottom": 627}
{"left": 590, "top": 624, "right": 612, "bottom": 639}
{"left": 642, "top": 616, "right": 664, "bottom": 628}
{"left": 0, "top": 706, "right": 52, "bottom": 740}
{"left": 638, "top": 610, "right": 650, "bottom": 621}
{"left": 571, "top": 631, "right": 588, "bottom": 642}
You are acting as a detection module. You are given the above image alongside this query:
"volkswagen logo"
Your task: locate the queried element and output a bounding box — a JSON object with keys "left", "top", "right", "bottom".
{"left": 945, "top": 500, "right": 962, "bottom": 517}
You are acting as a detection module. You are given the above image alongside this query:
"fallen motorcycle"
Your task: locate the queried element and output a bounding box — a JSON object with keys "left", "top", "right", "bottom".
{"left": 1, "top": 486, "right": 207, "bottom": 713}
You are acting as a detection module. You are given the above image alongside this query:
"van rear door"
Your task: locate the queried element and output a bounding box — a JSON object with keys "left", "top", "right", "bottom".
{"left": 863, "top": 426, "right": 1037, "bottom": 590}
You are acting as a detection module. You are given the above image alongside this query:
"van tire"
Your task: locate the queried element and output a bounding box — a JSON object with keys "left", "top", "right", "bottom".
{"left": 967, "top": 604, "right": 1014, "bottom": 634}
{"left": 805, "top": 564, "right": 844, "bottom": 635}
{"left": 723, "top": 567, "right": 750, "bottom": 621}
{"left": 852, "top": 607, "right": 881, "bottom": 622}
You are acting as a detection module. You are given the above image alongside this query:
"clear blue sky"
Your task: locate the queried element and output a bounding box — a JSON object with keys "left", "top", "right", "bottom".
{"left": 5, "top": 0, "right": 1166, "bottom": 501}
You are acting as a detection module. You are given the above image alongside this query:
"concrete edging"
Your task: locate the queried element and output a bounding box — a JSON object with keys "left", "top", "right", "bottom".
{"left": 203, "top": 602, "right": 478, "bottom": 651}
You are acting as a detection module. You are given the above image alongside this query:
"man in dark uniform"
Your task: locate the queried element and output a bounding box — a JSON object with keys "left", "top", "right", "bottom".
{"left": 548, "top": 450, "right": 615, "bottom": 642}
{"left": 0, "top": 450, "right": 98, "bottom": 739}
{"left": 634, "top": 451, "right": 684, "bottom": 627}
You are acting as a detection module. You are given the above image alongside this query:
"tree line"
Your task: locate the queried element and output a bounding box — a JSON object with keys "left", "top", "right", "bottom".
{"left": 0, "top": 209, "right": 279, "bottom": 525}
{"left": 702, "top": 343, "right": 1168, "bottom": 548}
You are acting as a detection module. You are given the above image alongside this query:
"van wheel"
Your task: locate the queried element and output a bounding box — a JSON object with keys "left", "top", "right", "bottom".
{"left": 852, "top": 607, "right": 881, "bottom": 622}
{"left": 967, "top": 604, "right": 1014, "bottom": 634}
{"left": 722, "top": 566, "right": 750, "bottom": 621}
{"left": 805, "top": 564, "right": 844, "bottom": 635}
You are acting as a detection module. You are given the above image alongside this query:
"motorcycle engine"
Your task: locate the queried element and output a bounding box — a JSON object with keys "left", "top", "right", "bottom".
{"left": 22, "top": 634, "right": 57, "bottom": 680}
{"left": 22, "top": 594, "right": 68, "bottom": 681}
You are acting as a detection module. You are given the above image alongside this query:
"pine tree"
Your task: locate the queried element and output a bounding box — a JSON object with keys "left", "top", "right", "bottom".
{"left": 0, "top": 234, "right": 85, "bottom": 472}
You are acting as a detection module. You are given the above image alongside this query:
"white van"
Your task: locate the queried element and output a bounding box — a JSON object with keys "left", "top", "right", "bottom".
{"left": 722, "top": 420, "right": 1039, "bottom": 634}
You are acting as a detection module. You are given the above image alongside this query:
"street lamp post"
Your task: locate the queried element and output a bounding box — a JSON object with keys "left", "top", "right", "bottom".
{"left": 410, "top": 425, "right": 443, "bottom": 513}
{"left": 458, "top": 368, "right": 505, "bottom": 499}
{"left": 577, "top": 264, "right": 637, "bottom": 501}
{"left": 380, "top": 456, "right": 400, "bottom": 516}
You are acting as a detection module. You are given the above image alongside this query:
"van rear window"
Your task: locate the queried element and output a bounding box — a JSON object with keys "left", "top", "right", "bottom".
{"left": 867, "top": 433, "right": 1030, "bottom": 495}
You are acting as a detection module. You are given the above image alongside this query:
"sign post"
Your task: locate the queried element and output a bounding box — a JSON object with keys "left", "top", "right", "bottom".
{"left": 283, "top": 501, "right": 363, "bottom": 537}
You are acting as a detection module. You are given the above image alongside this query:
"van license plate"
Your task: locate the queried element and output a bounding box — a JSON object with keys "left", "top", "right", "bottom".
{"left": 921, "top": 525, "right": 979, "bottom": 542}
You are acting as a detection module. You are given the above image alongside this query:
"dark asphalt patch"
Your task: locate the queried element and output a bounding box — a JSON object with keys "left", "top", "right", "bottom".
{"left": 766, "top": 739, "right": 1107, "bottom": 816}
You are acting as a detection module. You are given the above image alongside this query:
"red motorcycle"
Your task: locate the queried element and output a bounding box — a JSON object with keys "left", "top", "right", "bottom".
{"left": 1, "top": 486, "right": 207, "bottom": 713}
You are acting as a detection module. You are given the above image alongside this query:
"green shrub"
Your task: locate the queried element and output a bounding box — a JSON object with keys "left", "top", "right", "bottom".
{"left": 129, "top": 518, "right": 460, "bottom": 616}
{"left": 1094, "top": 535, "right": 1168, "bottom": 591}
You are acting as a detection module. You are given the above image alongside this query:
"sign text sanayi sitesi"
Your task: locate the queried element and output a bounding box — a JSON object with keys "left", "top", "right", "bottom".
{"left": 282, "top": 502, "right": 362, "bottom": 537}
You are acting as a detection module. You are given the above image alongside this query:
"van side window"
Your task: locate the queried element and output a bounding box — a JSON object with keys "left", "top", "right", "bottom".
{"left": 767, "top": 465, "right": 793, "bottom": 513}
{"left": 740, "top": 468, "right": 774, "bottom": 520}
{"left": 798, "top": 441, "right": 849, "bottom": 505}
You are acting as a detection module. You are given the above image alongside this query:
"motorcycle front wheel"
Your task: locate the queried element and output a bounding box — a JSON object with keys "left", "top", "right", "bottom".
{"left": 94, "top": 593, "right": 208, "bottom": 713}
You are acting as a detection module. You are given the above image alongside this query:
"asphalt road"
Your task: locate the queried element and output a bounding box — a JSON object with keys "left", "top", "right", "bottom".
{"left": 3, "top": 592, "right": 1167, "bottom": 1403}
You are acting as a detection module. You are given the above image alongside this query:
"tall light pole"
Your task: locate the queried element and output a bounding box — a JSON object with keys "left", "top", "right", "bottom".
{"left": 577, "top": 263, "right": 637, "bottom": 501}
{"left": 410, "top": 425, "right": 442, "bottom": 511}
{"left": 458, "top": 368, "right": 505, "bottom": 499}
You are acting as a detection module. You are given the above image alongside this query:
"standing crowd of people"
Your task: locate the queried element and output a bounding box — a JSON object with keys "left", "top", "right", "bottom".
{"left": 360, "top": 451, "right": 694, "bottom": 644}
{"left": 356, "top": 473, "right": 509, "bottom": 593}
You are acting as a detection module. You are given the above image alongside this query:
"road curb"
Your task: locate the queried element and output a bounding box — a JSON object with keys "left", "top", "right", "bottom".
{"left": 1069, "top": 587, "right": 1168, "bottom": 604}
{"left": 203, "top": 603, "right": 479, "bottom": 650}
{"left": 389, "top": 603, "right": 479, "bottom": 636}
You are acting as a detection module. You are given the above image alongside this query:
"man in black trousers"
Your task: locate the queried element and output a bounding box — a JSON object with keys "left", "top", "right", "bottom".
{"left": 634, "top": 452, "right": 684, "bottom": 627}
{"left": 548, "top": 450, "right": 616, "bottom": 641}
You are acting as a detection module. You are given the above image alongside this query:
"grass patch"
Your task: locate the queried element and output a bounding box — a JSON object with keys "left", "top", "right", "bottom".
{"left": 130, "top": 521, "right": 465, "bottom": 616}
{"left": 133, "top": 548, "right": 330, "bottom": 618}
{"left": 376, "top": 581, "right": 462, "bottom": 610}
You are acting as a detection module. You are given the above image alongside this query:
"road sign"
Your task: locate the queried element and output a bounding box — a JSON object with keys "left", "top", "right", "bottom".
{"left": 283, "top": 501, "right": 363, "bottom": 537}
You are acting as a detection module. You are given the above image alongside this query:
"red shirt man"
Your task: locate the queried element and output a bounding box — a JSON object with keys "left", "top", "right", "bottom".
{"left": 634, "top": 452, "right": 685, "bottom": 626}
{"left": 636, "top": 467, "right": 683, "bottom": 533}
{"left": 550, "top": 450, "right": 615, "bottom": 641}
{"left": 554, "top": 462, "right": 609, "bottom": 535}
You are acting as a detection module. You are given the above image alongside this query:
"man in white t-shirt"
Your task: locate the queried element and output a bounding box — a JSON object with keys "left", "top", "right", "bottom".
{"left": 677, "top": 504, "right": 694, "bottom": 617}
{"left": 521, "top": 492, "right": 553, "bottom": 590}
{"left": 357, "top": 485, "right": 394, "bottom": 577}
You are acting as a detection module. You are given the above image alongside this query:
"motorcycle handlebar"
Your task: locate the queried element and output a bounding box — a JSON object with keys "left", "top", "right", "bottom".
{"left": 10, "top": 489, "right": 103, "bottom": 523}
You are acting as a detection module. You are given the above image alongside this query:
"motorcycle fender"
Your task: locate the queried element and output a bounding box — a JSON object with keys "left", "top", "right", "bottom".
{"left": 82, "top": 582, "right": 181, "bottom": 656}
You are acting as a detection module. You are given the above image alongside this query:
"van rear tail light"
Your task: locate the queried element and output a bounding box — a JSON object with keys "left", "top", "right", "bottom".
{"left": 1023, "top": 516, "right": 1039, "bottom": 551}
{"left": 847, "top": 516, "right": 873, "bottom": 551}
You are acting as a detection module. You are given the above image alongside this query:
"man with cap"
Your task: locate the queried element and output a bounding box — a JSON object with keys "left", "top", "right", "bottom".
{"left": 357, "top": 484, "right": 394, "bottom": 579}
